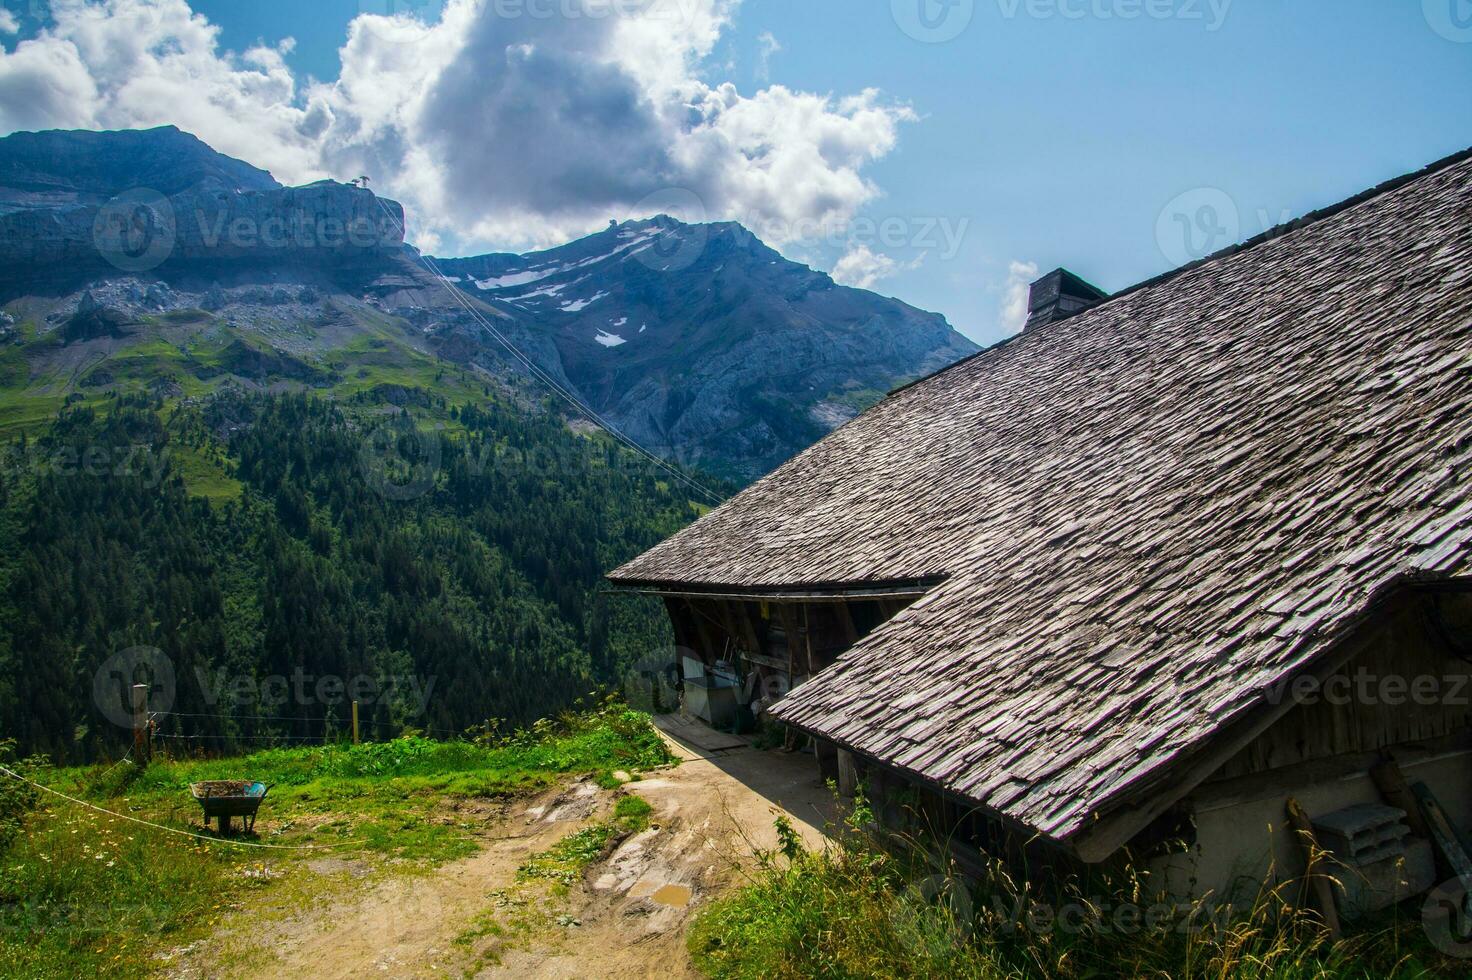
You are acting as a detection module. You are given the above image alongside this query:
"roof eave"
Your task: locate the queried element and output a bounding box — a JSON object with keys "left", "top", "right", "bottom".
{"left": 603, "top": 575, "right": 944, "bottom": 603}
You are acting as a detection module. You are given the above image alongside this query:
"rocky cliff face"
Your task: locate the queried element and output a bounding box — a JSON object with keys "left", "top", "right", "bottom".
{"left": 0, "top": 125, "right": 278, "bottom": 210}
{"left": 0, "top": 127, "right": 404, "bottom": 281}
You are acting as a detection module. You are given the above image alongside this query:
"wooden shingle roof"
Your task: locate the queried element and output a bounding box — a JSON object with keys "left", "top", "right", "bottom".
{"left": 610, "top": 150, "right": 1472, "bottom": 854}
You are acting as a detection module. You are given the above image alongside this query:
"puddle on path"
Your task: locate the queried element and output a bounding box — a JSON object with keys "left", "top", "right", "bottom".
{"left": 649, "top": 884, "right": 692, "bottom": 908}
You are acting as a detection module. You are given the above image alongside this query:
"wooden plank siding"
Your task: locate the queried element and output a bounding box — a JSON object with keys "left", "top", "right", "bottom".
{"left": 1216, "top": 591, "right": 1472, "bottom": 779}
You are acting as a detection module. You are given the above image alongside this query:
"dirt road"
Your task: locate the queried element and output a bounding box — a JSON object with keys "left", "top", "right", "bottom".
{"left": 176, "top": 718, "right": 835, "bottom": 979}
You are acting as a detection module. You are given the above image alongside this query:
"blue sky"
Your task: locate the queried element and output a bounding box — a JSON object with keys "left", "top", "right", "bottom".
{"left": 4, "top": 0, "right": 1470, "bottom": 343}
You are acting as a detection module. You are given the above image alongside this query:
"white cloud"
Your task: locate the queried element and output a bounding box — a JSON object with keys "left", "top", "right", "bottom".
{"left": 0, "top": 0, "right": 913, "bottom": 255}
{"left": 831, "top": 244, "right": 898, "bottom": 290}
{"left": 1001, "top": 259, "right": 1039, "bottom": 335}
{"left": 0, "top": 9, "right": 18, "bottom": 34}
{"left": 755, "top": 30, "right": 780, "bottom": 82}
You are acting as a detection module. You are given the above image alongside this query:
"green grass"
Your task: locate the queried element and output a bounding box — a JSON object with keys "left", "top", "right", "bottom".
{"left": 688, "top": 808, "right": 1457, "bottom": 980}
{"left": 612, "top": 793, "right": 653, "bottom": 830}
{"left": 0, "top": 705, "right": 674, "bottom": 978}
{"left": 167, "top": 443, "right": 245, "bottom": 502}
{"left": 517, "top": 791, "right": 658, "bottom": 888}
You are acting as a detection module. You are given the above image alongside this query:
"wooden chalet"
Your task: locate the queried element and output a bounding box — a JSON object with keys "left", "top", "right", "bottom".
{"left": 609, "top": 148, "right": 1472, "bottom": 909}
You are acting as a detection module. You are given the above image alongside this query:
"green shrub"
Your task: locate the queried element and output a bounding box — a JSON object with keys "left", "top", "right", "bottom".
{"left": 0, "top": 738, "right": 47, "bottom": 853}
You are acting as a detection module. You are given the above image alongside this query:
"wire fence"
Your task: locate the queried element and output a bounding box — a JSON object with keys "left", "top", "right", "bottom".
{"left": 148, "top": 709, "right": 464, "bottom": 739}
{"left": 0, "top": 763, "right": 365, "bottom": 851}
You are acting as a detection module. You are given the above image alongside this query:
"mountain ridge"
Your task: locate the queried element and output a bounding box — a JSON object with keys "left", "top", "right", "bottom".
{"left": 0, "top": 126, "right": 978, "bottom": 477}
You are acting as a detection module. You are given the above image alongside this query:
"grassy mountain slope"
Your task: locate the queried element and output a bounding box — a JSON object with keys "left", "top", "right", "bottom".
{"left": 0, "top": 388, "right": 716, "bottom": 763}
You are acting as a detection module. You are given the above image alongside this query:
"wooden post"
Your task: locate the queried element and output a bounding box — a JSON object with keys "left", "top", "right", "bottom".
{"left": 131, "top": 683, "right": 149, "bottom": 765}
{"left": 837, "top": 749, "right": 858, "bottom": 798}
{"left": 1285, "top": 797, "right": 1342, "bottom": 941}
{"left": 1370, "top": 758, "right": 1431, "bottom": 838}
{"left": 352, "top": 700, "right": 360, "bottom": 745}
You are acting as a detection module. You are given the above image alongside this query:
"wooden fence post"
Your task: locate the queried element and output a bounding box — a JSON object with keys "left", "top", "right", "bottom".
{"left": 131, "top": 683, "right": 149, "bottom": 765}
{"left": 352, "top": 700, "right": 360, "bottom": 745}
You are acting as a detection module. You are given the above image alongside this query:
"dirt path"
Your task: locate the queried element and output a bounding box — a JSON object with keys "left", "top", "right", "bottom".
{"left": 178, "top": 721, "right": 835, "bottom": 979}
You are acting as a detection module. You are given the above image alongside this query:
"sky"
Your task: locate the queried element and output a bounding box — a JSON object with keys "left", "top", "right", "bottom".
{"left": 0, "top": 0, "right": 1468, "bottom": 345}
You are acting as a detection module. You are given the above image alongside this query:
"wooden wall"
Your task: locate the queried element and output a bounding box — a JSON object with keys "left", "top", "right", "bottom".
{"left": 663, "top": 594, "right": 914, "bottom": 684}
{"left": 1214, "top": 589, "right": 1472, "bottom": 780}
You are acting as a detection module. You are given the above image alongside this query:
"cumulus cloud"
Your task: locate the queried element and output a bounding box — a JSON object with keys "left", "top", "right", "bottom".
{"left": 1001, "top": 259, "right": 1039, "bottom": 335}
{"left": 0, "top": 9, "right": 18, "bottom": 34}
{"left": 831, "top": 244, "right": 898, "bottom": 290}
{"left": 0, "top": 0, "right": 913, "bottom": 254}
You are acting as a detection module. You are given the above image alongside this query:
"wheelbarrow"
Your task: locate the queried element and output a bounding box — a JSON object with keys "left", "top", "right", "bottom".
{"left": 190, "top": 780, "right": 269, "bottom": 835}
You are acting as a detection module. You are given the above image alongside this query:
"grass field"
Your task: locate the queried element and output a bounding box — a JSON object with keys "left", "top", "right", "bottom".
{"left": 0, "top": 703, "right": 672, "bottom": 978}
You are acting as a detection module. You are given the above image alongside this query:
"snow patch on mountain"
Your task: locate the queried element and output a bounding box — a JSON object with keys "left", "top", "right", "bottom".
{"left": 562, "top": 291, "right": 609, "bottom": 313}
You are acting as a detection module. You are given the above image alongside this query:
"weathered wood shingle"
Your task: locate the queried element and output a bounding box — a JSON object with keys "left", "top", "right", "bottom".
{"left": 610, "top": 151, "right": 1472, "bottom": 849}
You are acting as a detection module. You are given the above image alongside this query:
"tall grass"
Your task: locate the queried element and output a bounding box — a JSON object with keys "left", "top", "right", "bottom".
{"left": 688, "top": 796, "right": 1452, "bottom": 980}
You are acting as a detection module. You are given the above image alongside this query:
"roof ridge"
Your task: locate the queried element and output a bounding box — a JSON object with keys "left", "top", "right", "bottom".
{"left": 888, "top": 145, "right": 1472, "bottom": 400}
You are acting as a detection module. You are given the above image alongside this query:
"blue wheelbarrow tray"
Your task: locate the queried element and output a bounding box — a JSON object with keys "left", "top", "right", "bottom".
{"left": 190, "top": 780, "right": 269, "bottom": 835}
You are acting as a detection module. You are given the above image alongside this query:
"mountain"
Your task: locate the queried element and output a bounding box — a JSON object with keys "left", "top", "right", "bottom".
{"left": 0, "top": 126, "right": 404, "bottom": 279}
{"left": 0, "top": 127, "right": 977, "bottom": 478}
{"left": 0, "top": 125, "right": 278, "bottom": 209}
{"left": 434, "top": 219, "right": 976, "bottom": 476}
{"left": 0, "top": 125, "right": 977, "bottom": 760}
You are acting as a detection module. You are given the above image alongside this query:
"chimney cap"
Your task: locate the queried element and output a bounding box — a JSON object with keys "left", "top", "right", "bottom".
{"left": 1026, "top": 267, "right": 1108, "bottom": 330}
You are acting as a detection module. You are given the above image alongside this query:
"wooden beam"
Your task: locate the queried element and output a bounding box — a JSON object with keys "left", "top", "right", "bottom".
{"left": 685, "top": 598, "right": 721, "bottom": 661}
{"left": 734, "top": 601, "right": 765, "bottom": 660}
{"left": 836, "top": 601, "right": 860, "bottom": 645}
